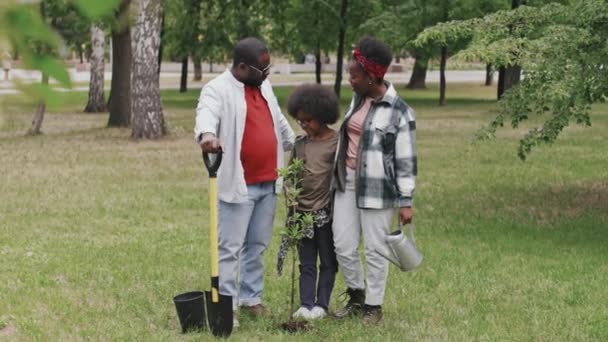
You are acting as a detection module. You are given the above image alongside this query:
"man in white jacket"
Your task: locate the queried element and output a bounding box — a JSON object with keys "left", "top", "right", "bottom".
{"left": 194, "top": 37, "right": 295, "bottom": 325}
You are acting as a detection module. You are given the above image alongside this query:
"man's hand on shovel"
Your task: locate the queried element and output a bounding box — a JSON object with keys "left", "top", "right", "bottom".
{"left": 199, "top": 134, "right": 222, "bottom": 153}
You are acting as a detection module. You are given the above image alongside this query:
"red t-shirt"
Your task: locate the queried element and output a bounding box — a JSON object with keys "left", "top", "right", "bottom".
{"left": 240, "top": 85, "right": 278, "bottom": 185}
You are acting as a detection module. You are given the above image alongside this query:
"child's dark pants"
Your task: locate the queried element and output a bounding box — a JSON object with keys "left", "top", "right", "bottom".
{"left": 297, "top": 220, "right": 338, "bottom": 310}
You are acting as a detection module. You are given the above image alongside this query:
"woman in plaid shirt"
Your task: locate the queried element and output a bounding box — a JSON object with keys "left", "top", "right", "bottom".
{"left": 332, "top": 36, "right": 417, "bottom": 324}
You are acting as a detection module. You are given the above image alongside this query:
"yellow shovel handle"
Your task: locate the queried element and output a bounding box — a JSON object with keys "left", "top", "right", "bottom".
{"left": 203, "top": 151, "right": 222, "bottom": 304}
{"left": 209, "top": 176, "right": 219, "bottom": 303}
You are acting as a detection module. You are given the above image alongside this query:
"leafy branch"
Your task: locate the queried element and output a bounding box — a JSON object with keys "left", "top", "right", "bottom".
{"left": 413, "top": 1, "right": 608, "bottom": 159}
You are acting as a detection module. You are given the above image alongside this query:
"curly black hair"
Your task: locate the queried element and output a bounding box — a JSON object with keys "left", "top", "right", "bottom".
{"left": 355, "top": 36, "right": 393, "bottom": 67}
{"left": 287, "top": 84, "right": 339, "bottom": 125}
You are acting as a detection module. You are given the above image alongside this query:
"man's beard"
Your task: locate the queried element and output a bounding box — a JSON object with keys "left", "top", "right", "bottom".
{"left": 243, "top": 76, "right": 263, "bottom": 87}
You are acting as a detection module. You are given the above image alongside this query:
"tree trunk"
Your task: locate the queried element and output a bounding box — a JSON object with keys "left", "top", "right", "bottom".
{"left": 28, "top": 74, "right": 49, "bottom": 135}
{"left": 485, "top": 63, "right": 493, "bottom": 86}
{"left": 497, "top": 66, "right": 505, "bottom": 98}
{"left": 315, "top": 40, "right": 321, "bottom": 84}
{"left": 191, "top": 0, "right": 203, "bottom": 81}
{"left": 78, "top": 45, "right": 84, "bottom": 64}
{"left": 407, "top": 53, "right": 428, "bottom": 89}
{"left": 497, "top": 0, "right": 522, "bottom": 99}
{"left": 180, "top": 56, "right": 188, "bottom": 93}
{"left": 439, "top": 46, "right": 447, "bottom": 106}
{"left": 438, "top": 2, "right": 449, "bottom": 106}
{"left": 157, "top": 8, "right": 165, "bottom": 75}
{"left": 84, "top": 24, "right": 106, "bottom": 113}
{"left": 28, "top": 104, "right": 46, "bottom": 136}
{"left": 12, "top": 46, "right": 19, "bottom": 61}
{"left": 290, "top": 248, "right": 296, "bottom": 321}
{"left": 28, "top": 2, "right": 49, "bottom": 135}
{"left": 497, "top": 65, "right": 521, "bottom": 99}
{"left": 334, "top": 0, "right": 348, "bottom": 97}
{"left": 131, "top": 0, "right": 166, "bottom": 139}
{"left": 193, "top": 55, "right": 202, "bottom": 81}
{"left": 108, "top": 0, "right": 132, "bottom": 127}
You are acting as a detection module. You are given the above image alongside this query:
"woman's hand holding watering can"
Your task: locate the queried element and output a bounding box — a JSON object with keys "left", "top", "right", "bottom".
{"left": 399, "top": 207, "right": 413, "bottom": 225}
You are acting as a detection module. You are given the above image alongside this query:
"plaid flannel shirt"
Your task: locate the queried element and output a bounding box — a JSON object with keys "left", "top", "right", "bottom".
{"left": 332, "top": 83, "right": 417, "bottom": 209}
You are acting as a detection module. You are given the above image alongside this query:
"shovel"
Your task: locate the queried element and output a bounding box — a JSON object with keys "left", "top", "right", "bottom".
{"left": 173, "top": 151, "right": 233, "bottom": 337}
{"left": 202, "top": 151, "right": 233, "bottom": 337}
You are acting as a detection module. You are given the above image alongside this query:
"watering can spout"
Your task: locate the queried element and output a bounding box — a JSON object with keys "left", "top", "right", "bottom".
{"left": 376, "top": 246, "right": 402, "bottom": 269}
{"left": 375, "top": 224, "right": 423, "bottom": 272}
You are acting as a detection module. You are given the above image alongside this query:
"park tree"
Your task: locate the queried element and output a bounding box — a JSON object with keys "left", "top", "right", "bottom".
{"left": 337, "top": 0, "right": 385, "bottom": 93}
{"left": 107, "top": 0, "right": 132, "bottom": 128}
{"left": 130, "top": 0, "right": 165, "bottom": 139}
{"left": 28, "top": 1, "right": 55, "bottom": 135}
{"left": 191, "top": 36, "right": 203, "bottom": 81}
{"left": 415, "top": 0, "right": 608, "bottom": 159}
{"left": 84, "top": 23, "right": 107, "bottom": 112}
{"left": 13, "top": 1, "right": 63, "bottom": 134}
{"left": 451, "top": 0, "right": 511, "bottom": 85}
{"left": 363, "top": 0, "right": 507, "bottom": 92}
{"left": 361, "top": 0, "right": 443, "bottom": 90}
{"left": 165, "top": 0, "right": 188, "bottom": 92}
{"left": 267, "top": 0, "right": 342, "bottom": 84}
{"left": 1, "top": 0, "right": 119, "bottom": 135}
{"left": 278, "top": 0, "right": 374, "bottom": 96}
{"left": 496, "top": 0, "right": 521, "bottom": 99}
{"left": 188, "top": 0, "right": 202, "bottom": 82}
{"left": 165, "top": 0, "right": 250, "bottom": 88}
{"left": 333, "top": 0, "right": 348, "bottom": 96}
{"left": 266, "top": 0, "right": 373, "bottom": 94}
{"left": 43, "top": 0, "right": 90, "bottom": 62}
{"left": 164, "top": 0, "right": 204, "bottom": 92}
{"left": 231, "top": 0, "right": 264, "bottom": 39}
{"left": 363, "top": 0, "right": 507, "bottom": 101}
{"left": 198, "top": 1, "right": 233, "bottom": 72}
{"left": 42, "top": 0, "right": 109, "bottom": 113}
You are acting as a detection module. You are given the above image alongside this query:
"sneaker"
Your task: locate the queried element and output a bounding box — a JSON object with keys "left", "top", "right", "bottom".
{"left": 309, "top": 306, "right": 327, "bottom": 320}
{"left": 334, "top": 288, "right": 365, "bottom": 319}
{"left": 240, "top": 304, "right": 269, "bottom": 317}
{"left": 362, "top": 305, "right": 383, "bottom": 325}
{"left": 292, "top": 306, "right": 311, "bottom": 320}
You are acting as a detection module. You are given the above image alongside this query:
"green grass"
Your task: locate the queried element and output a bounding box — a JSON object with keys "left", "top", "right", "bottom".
{"left": 1, "top": 83, "right": 607, "bottom": 340}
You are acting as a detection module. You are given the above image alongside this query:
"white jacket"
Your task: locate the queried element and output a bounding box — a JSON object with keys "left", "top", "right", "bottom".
{"left": 194, "top": 70, "right": 295, "bottom": 203}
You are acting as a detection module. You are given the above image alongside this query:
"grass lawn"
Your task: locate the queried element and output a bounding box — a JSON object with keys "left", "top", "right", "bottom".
{"left": 1, "top": 83, "right": 607, "bottom": 341}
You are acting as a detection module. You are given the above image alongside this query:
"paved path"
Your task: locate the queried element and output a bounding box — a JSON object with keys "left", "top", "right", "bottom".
{"left": 0, "top": 69, "right": 489, "bottom": 96}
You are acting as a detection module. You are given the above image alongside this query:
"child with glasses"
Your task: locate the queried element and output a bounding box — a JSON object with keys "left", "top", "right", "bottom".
{"left": 276, "top": 84, "right": 340, "bottom": 320}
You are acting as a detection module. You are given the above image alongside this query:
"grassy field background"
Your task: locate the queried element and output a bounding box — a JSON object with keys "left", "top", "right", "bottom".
{"left": 1, "top": 83, "right": 607, "bottom": 341}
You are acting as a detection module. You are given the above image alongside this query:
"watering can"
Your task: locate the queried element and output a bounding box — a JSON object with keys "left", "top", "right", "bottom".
{"left": 375, "top": 223, "right": 423, "bottom": 272}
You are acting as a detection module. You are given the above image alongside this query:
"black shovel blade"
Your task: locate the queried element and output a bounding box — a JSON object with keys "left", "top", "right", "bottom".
{"left": 205, "top": 291, "right": 233, "bottom": 337}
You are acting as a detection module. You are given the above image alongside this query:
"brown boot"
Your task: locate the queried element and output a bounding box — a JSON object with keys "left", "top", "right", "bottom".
{"left": 333, "top": 288, "right": 365, "bottom": 319}
{"left": 362, "top": 305, "right": 383, "bottom": 325}
{"left": 240, "top": 304, "right": 269, "bottom": 317}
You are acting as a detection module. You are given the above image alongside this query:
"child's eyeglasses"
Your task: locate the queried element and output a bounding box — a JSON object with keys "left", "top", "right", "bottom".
{"left": 296, "top": 119, "right": 313, "bottom": 127}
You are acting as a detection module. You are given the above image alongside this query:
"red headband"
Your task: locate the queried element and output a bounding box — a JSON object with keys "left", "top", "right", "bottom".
{"left": 353, "top": 49, "right": 388, "bottom": 80}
